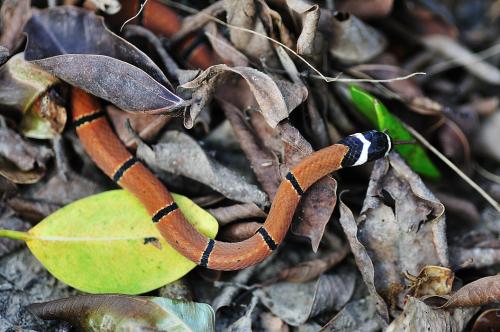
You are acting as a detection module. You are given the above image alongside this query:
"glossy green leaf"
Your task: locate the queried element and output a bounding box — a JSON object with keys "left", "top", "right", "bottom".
{"left": 349, "top": 85, "right": 441, "bottom": 179}
{"left": 0, "top": 190, "right": 218, "bottom": 294}
{"left": 29, "top": 294, "right": 215, "bottom": 332}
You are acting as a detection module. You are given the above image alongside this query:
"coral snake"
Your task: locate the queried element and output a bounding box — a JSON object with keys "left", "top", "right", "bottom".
{"left": 71, "top": 3, "right": 393, "bottom": 271}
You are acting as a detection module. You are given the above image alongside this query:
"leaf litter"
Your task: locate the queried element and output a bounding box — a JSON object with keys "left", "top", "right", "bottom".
{"left": 0, "top": 0, "right": 499, "bottom": 330}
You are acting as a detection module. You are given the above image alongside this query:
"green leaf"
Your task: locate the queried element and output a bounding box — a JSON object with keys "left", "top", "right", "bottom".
{"left": 349, "top": 85, "right": 441, "bottom": 179}
{"left": 0, "top": 190, "right": 218, "bottom": 294}
{"left": 29, "top": 294, "right": 215, "bottom": 332}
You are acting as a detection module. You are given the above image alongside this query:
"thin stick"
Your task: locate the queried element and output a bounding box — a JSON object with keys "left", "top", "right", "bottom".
{"left": 120, "top": 0, "right": 149, "bottom": 32}
{"left": 161, "top": 0, "right": 426, "bottom": 84}
{"left": 404, "top": 124, "right": 500, "bottom": 212}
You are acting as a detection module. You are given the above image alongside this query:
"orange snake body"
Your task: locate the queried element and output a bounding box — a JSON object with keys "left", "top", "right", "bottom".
{"left": 72, "top": 89, "right": 391, "bottom": 270}
{"left": 71, "top": 3, "right": 392, "bottom": 270}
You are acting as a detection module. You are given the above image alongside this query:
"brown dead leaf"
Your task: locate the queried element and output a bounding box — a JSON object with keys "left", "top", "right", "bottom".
{"left": 0, "top": 0, "right": 31, "bottom": 51}
{"left": 353, "top": 153, "right": 448, "bottom": 308}
{"left": 204, "top": 22, "right": 249, "bottom": 67}
{"left": 441, "top": 275, "right": 500, "bottom": 309}
{"left": 386, "top": 297, "right": 477, "bottom": 332}
{"left": 256, "top": 268, "right": 356, "bottom": 326}
{"left": 470, "top": 309, "right": 500, "bottom": 332}
{"left": 106, "top": 105, "right": 170, "bottom": 149}
{"left": 275, "top": 245, "right": 349, "bottom": 283}
{"left": 136, "top": 130, "right": 268, "bottom": 206}
{"left": 207, "top": 202, "right": 266, "bottom": 225}
{"left": 179, "top": 64, "right": 290, "bottom": 128}
{"left": 219, "top": 221, "right": 262, "bottom": 242}
{"left": 284, "top": 0, "right": 320, "bottom": 56}
{"left": 223, "top": 0, "right": 274, "bottom": 61}
{"left": 326, "top": 12, "right": 386, "bottom": 64}
{"left": 405, "top": 266, "right": 454, "bottom": 298}
{"left": 338, "top": 196, "right": 390, "bottom": 322}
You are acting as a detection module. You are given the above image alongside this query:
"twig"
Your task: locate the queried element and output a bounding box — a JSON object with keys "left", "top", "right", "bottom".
{"left": 120, "top": 0, "right": 149, "bottom": 32}
{"left": 404, "top": 124, "right": 500, "bottom": 213}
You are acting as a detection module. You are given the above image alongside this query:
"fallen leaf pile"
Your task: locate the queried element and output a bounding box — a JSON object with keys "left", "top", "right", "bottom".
{"left": 0, "top": 0, "right": 499, "bottom": 331}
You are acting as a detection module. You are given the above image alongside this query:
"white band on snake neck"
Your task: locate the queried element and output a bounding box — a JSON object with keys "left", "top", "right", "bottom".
{"left": 352, "top": 133, "right": 371, "bottom": 166}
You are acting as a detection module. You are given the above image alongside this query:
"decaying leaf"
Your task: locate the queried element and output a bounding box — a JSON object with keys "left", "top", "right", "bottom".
{"left": 204, "top": 22, "right": 249, "bottom": 67}
{"left": 441, "top": 275, "right": 500, "bottom": 309}
{"left": 326, "top": 12, "right": 386, "bottom": 63}
{"left": 20, "top": 91, "right": 67, "bottom": 139}
{"left": 470, "top": 309, "right": 500, "bottom": 332}
{"left": 29, "top": 294, "right": 215, "bottom": 332}
{"left": 0, "top": 117, "right": 52, "bottom": 183}
{"left": 405, "top": 265, "right": 454, "bottom": 298}
{"left": 219, "top": 221, "right": 262, "bottom": 242}
{"left": 207, "top": 202, "right": 267, "bottom": 225}
{"left": 353, "top": 153, "right": 447, "bottom": 307}
{"left": 0, "top": 0, "right": 31, "bottom": 51}
{"left": 256, "top": 268, "right": 356, "bottom": 326}
{"left": 386, "top": 297, "right": 477, "bottom": 332}
{"left": 137, "top": 130, "right": 268, "bottom": 207}
{"left": 0, "top": 53, "right": 59, "bottom": 113}
{"left": 338, "top": 197, "right": 390, "bottom": 322}
{"left": 24, "top": 6, "right": 184, "bottom": 113}
{"left": 284, "top": 0, "right": 320, "bottom": 56}
{"left": 179, "top": 64, "right": 290, "bottom": 128}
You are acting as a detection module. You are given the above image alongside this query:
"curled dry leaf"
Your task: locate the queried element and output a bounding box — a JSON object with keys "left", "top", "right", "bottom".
{"left": 348, "top": 153, "right": 448, "bottom": 309}
{"left": 204, "top": 22, "right": 249, "bottom": 67}
{"left": 326, "top": 12, "right": 386, "bottom": 64}
{"left": 0, "top": 0, "right": 31, "bottom": 51}
{"left": 0, "top": 53, "right": 59, "bottom": 113}
{"left": 284, "top": 0, "right": 320, "bottom": 56}
{"left": 207, "top": 202, "right": 267, "bottom": 225}
{"left": 386, "top": 297, "right": 477, "bottom": 332}
{"left": 136, "top": 130, "right": 268, "bottom": 207}
{"left": 338, "top": 197, "right": 389, "bottom": 322}
{"left": 0, "top": 118, "right": 52, "bottom": 183}
{"left": 223, "top": 0, "right": 273, "bottom": 61}
{"left": 24, "top": 6, "right": 184, "bottom": 113}
{"left": 440, "top": 275, "right": 500, "bottom": 309}
{"left": 275, "top": 245, "right": 349, "bottom": 283}
{"left": 405, "top": 265, "right": 454, "bottom": 298}
{"left": 256, "top": 268, "right": 356, "bottom": 326}
{"left": 470, "top": 309, "right": 500, "bottom": 332}
{"left": 179, "top": 64, "right": 290, "bottom": 128}
{"left": 28, "top": 294, "right": 215, "bottom": 332}
{"left": 219, "top": 221, "right": 262, "bottom": 242}
{"left": 106, "top": 105, "right": 171, "bottom": 149}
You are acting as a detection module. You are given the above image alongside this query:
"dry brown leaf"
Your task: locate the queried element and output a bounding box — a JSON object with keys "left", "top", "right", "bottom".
{"left": 275, "top": 246, "right": 349, "bottom": 283}
{"left": 207, "top": 202, "right": 267, "bottom": 225}
{"left": 441, "top": 275, "right": 500, "bottom": 309}
{"left": 256, "top": 268, "right": 356, "bottom": 326}
{"left": 106, "top": 105, "right": 170, "bottom": 149}
{"left": 136, "top": 130, "right": 268, "bottom": 206}
{"left": 284, "top": 0, "right": 320, "bottom": 56}
{"left": 326, "top": 12, "right": 386, "bottom": 64}
{"left": 470, "top": 309, "right": 500, "bottom": 332}
{"left": 219, "top": 221, "right": 262, "bottom": 242}
{"left": 204, "top": 22, "right": 249, "bottom": 67}
{"left": 353, "top": 153, "right": 448, "bottom": 309}
{"left": 338, "top": 196, "right": 390, "bottom": 322}
{"left": 179, "top": 64, "right": 290, "bottom": 128}
{"left": 405, "top": 266, "right": 454, "bottom": 298}
{"left": 223, "top": 0, "right": 274, "bottom": 61}
{"left": 0, "top": 0, "right": 31, "bottom": 51}
{"left": 386, "top": 297, "right": 477, "bottom": 332}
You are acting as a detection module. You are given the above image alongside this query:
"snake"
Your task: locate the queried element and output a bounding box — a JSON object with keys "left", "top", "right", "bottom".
{"left": 72, "top": 87, "right": 392, "bottom": 270}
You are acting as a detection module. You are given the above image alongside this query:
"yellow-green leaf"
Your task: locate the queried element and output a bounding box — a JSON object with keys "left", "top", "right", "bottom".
{"left": 1, "top": 190, "right": 217, "bottom": 294}
{"left": 350, "top": 85, "right": 441, "bottom": 179}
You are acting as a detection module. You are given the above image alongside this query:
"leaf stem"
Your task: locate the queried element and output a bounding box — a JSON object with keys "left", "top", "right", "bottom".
{"left": 0, "top": 229, "right": 33, "bottom": 242}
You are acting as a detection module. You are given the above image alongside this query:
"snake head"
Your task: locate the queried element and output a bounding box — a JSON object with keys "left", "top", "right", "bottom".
{"left": 338, "top": 130, "right": 392, "bottom": 167}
